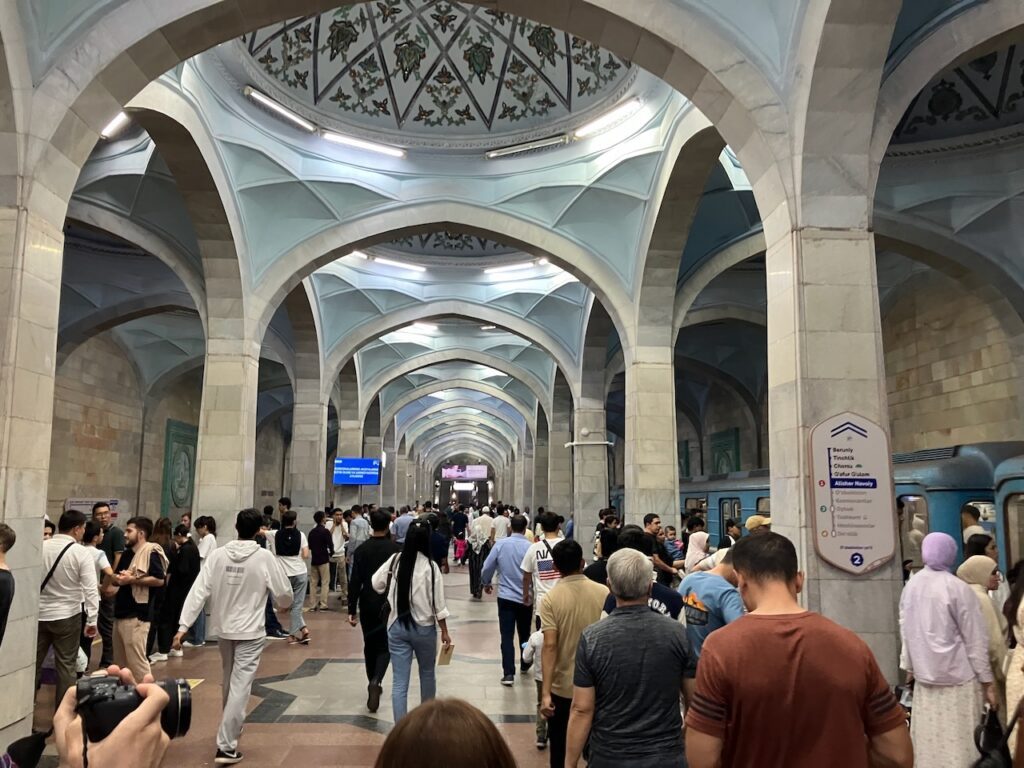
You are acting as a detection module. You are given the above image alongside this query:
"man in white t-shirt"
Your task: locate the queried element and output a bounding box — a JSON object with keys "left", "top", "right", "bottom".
{"left": 184, "top": 515, "right": 217, "bottom": 647}
{"left": 468, "top": 507, "right": 496, "bottom": 599}
{"left": 521, "top": 511, "right": 564, "bottom": 610}
{"left": 266, "top": 510, "right": 310, "bottom": 644}
{"left": 326, "top": 508, "right": 348, "bottom": 594}
{"left": 492, "top": 507, "right": 511, "bottom": 540}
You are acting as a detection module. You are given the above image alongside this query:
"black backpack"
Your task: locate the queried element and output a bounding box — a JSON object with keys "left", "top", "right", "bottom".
{"left": 276, "top": 527, "right": 301, "bottom": 557}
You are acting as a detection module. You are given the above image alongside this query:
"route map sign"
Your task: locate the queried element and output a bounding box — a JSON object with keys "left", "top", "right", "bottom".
{"left": 809, "top": 411, "right": 897, "bottom": 575}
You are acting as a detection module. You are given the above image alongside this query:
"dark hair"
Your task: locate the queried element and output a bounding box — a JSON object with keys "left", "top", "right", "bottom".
{"left": 91, "top": 502, "right": 110, "bottom": 514}
{"left": 43, "top": 519, "right": 56, "bottom": 534}
{"left": 725, "top": 518, "right": 739, "bottom": 530}
{"left": 396, "top": 522, "right": 433, "bottom": 628}
{"left": 551, "top": 539, "right": 584, "bottom": 576}
{"left": 126, "top": 516, "right": 154, "bottom": 539}
{"left": 314, "top": 510, "right": 326, "bottom": 525}
{"left": 262, "top": 505, "right": 274, "bottom": 516}
{"left": 279, "top": 497, "right": 292, "bottom": 509}
{"left": 730, "top": 532, "right": 798, "bottom": 584}
{"left": 686, "top": 516, "right": 706, "bottom": 532}
{"left": 196, "top": 516, "right": 217, "bottom": 535}
{"left": 720, "top": 548, "right": 735, "bottom": 566}
{"left": 236, "top": 508, "right": 263, "bottom": 540}
{"left": 173, "top": 524, "right": 190, "bottom": 538}
{"left": 540, "top": 512, "right": 559, "bottom": 533}
{"left": 511, "top": 515, "right": 527, "bottom": 533}
{"left": 281, "top": 510, "right": 297, "bottom": 528}
{"left": 373, "top": 698, "right": 515, "bottom": 768}
{"left": 965, "top": 533, "right": 994, "bottom": 558}
{"left": 961, "top": 504, "right": 981, "bottom": 522}
{"left": 369, "top": 508, "right": 391, "bottom": 532}
{"left": 0, "top": 522, "right": 14, "bottom": 553}
{"left": 58, "top": 510, "right": 87, "bottom": 533}
{"left": 1005, "top": 559, "right": 1024, "bottom": 637}
{"left": 599, "top": 528, "right": 619, "bottom": 558}
{"left": 616, "top": 525, "right": 654, "bottom": 556}
{"left": 151, "top": 517, "right": 173, "bottom": 549}
{"left": 642, "top": 513, "right": 660, "bottom": 527}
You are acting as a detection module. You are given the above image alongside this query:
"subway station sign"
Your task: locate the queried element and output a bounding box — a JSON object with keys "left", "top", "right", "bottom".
{"left": 809, "top": 412, "right": 896, "bottom": 575}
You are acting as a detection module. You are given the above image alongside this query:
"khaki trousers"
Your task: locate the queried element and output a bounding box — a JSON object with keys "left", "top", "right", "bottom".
{"left": 113, "top": 617, "right": 151, "bottom": 682}
{"left": 36, "top": 614, "right": 83, "bottom": 711}
{"left": 310, "top": 563, "right": 330, "bottom": 609}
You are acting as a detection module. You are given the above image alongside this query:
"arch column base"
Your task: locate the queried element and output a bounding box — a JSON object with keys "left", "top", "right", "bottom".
{"left": 624, "top": 361, "right": 678, "bottom": 527}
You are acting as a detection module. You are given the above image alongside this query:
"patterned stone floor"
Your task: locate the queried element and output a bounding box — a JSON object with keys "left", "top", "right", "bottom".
{"left": 33, "top": 564, "right": 550, "bottom": 767}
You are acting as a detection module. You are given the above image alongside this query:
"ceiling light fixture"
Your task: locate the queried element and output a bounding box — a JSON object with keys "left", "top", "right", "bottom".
{"left": 480, "top": 325, "right": 497, "bottom": 331}
{"left": 484, "top": 260, "right": 542, "bottom": 275}
{"left": 100, "top": 112, "right": 131, "bottom": 140}
{"left": 574, "top": 97, "right": 642, "bottom": 139}
{"left": 486, "top": 134, "right": 569, "bottom": 159}
{"left": 322, "top": 130, "right": 406, "bottom": 158}
{"left": 412, "top": 322, "right": 438, "bottom": 331}
{"left": 374, "top": 257, "right": 426, "bottom": 273}
{"left": 351, "top": 251, "right": 370, "bottom": 260}
{"left": 243, "top": 86, "right": 316, "bottom": 132}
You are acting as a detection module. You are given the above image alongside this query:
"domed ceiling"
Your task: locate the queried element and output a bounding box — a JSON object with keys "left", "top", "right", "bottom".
{"left": 239, "top": 0, "right": 633, "bottom": 146}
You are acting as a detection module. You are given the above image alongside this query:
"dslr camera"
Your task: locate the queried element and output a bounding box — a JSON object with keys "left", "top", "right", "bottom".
{"left": 75, "top": 675, "right": 192, "bottom": 743}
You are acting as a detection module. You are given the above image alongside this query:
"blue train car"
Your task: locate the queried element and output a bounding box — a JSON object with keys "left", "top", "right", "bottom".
{"left": 679, "top": 470, "right": 770, "bottom": 545}
{"left": 893, "top": 443, "right": 1024, "bottom": 573}
{"left": 994, "top": 452, "right": 1024, "bottom": 572}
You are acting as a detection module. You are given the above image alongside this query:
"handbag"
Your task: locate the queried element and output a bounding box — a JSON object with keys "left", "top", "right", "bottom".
{"left": 378, "top": 554, "right": 399, "bottom": 623}
{"left": 972, "top": 702, "right": 1021, "bottom": 768}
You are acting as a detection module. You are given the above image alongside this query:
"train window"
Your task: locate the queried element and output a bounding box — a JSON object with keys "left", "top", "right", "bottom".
{"left": 1005, "top": 495, "right": 1024, "bottom": 566}
{"left": 967, "top": 500, "right": 996, "bottom": 527}
{"left": 720, "top": 498, "right": 739, "bottom": 537}
{"left": 757, "top": 497, "right": 770, "bottom": 514}
{"left": 897, "top": 495, "right": 928, "bottom": 573}
{"left": 685, "top": 498, "right": 703, "bottom": 512}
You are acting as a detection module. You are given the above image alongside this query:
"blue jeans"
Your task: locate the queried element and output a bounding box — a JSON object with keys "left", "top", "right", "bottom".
{"left": 190, "top": 610, "right": 206, "bottom": 645}
{"left": 288, "top": 574, "right": 308, "bottom": 635}
{"left": 387, "top": 621, "right": 437, "bottom": 722}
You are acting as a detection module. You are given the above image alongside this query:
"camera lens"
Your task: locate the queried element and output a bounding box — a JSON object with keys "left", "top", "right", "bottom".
{"left": 158, "top": 679, "right": 192, "bottom": 739}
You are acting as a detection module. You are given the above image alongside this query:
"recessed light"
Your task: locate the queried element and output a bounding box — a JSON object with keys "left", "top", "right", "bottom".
{"left": 100, "top": 112, "right": 130, "bottom": 140}
{"left": 243, "top": 87, "right": 317, "bottom": 132}
{"left": 322, "top": 130, "right": 406, "bottom": 158}
{"left": 374, "top": 257, "right": 426, "bottom": 273}
{"left": 574, "top": 98, "right": 642, "bottom": 139}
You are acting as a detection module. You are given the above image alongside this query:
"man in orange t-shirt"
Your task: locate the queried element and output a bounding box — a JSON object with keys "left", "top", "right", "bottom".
{"left": 685, "top": 532, "right": 912, "bottom": 768}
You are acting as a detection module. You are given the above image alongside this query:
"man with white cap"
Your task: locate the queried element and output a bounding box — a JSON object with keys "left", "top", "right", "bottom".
{"left": 744, "top": 515, "right": 771, "bottom": 535}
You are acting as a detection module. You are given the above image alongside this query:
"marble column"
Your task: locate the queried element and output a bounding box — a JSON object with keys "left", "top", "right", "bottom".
{"left": 193, "top": 341, "right": 260, "bottom": 536}
{"left": 361, "top": 436, "right": 383, "bottom": 506}
{"left": 624, "top": 360, "right": 678, "bottom": 527}
{"left": 515, "top": 455, "right": 525, "bottom": 506}
{"left": 522, "top": 450, "right": 534, "bottom": 512}
{"left": 573, "top": 407, "right": 609, "bottom": 541}
{"left": 380, "top": 429, "right": 396, "bottom": 508}
{"left": 395, "top": 451, "right": 408, "bottom": 507}
{"left": 534, "top": 420, "right": 549, "bottom": 510}
{"left": 548, "top": 384, "right": 574, "bottom": 520}
{"left": 767, "top": 227, "right": 901, "bottom": 675}
{"left": 0, "top": 211, "right": 64, "bottom": 744}
{"left": 332, "top": 425, "right": 362, "bottom": 509}
{"left": 287, "top": 387, "right": 327, "bottom": 519}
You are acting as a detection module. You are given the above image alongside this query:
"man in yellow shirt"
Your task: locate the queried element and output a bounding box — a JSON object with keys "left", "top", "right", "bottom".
{"left": 538, "top": 539, "right": 608, "bottom": 768}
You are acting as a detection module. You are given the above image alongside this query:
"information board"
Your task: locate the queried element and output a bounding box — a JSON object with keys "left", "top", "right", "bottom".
{"left": 333, "top": 457, "right": 381, "bottom": 485}
{"left": 809, "top": 412, "right": 896, "bottom": 575}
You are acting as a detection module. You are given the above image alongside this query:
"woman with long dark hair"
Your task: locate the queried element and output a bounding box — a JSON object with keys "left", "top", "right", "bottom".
{"left": 1005, "top": 561, "right": 1024, "bottom": 752}
{"left": 372, "top": 520, "right": 452, "bottom": 722}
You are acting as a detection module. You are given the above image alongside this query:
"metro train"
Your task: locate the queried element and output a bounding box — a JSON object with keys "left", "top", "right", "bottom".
{"left": 663, "top": 441, "right": 1024, "bottom": 572}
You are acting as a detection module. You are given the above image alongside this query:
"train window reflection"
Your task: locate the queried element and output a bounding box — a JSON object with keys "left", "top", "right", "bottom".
{"left": 1004, "top": 495, "right": 1024, "bottom": 566}
{"left": 757, "top": 498, "right": 770, "bottom": 514}
{"left": 898, "top": 495, "right": 928, "bottom": 573}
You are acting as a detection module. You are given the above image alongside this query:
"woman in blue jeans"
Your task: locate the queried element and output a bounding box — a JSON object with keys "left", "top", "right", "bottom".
{"left": 269, "top": 510, "right": 311, "bottom": 644}
{"left": 372, "top": 521, "right": 452, "bottom": 722}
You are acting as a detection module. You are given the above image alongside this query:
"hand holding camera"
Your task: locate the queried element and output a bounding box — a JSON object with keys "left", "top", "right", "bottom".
{"left": 53, "top": 664, "right": 190, "bottom": 768}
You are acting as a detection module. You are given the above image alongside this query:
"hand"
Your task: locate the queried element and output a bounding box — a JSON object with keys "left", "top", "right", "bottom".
{"left": 172, "top": 632, "right": 185, "bottom": 651}
{"left": 904, "top": 671, "right": 914, "bottom": 685}
{"left": 984, "top": 682, "right": 999, "bottom": 710}
{"left": 523, "top": 591, "right": 532, "bottom": 607}
{"left": 114, "top": 571, "right": 135, "bottom": 586}
{"left": 441, "top": 631, "right": 452, "bottom": 649}
{"left": 483, "top": 585, "right": 493, "bottom": 595}
{"left": 54, "top": 665, "right": 170, "bottom": 768}
{"left": 540, "top": 693, "right": 555, "bottom": 719}
{"left": 84, "top": 624, "right": 98, "bottom": 639}
{"left": 347, "top": 615, "right": 358, "bottom": 627}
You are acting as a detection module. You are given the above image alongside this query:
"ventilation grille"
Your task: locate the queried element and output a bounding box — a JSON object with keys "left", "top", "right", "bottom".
{"left": 892, "top": 447, "right": 957, "bottom": 464}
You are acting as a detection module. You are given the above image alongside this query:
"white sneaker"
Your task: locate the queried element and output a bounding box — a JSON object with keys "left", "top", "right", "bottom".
{"left": 182, "top": 641, "right": 203, "bottom": 648}
{"left": 149, "top": 653, "right": 168, "bottom": 663}
{"left": 168, "top": 648, "right": 184, "bottom": 658}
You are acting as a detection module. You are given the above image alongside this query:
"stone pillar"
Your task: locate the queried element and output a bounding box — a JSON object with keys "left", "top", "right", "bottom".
{"left": 624, "top": 360, "right": 678, "bottom": 527}
{"left": 194, "top": 341, "right": 260, "bottom": 535}
{"left": 534, "top": 418, "right": 549, "bottom": 510}
{"left": 522, "top": 450, "right": 534, "bottom": 512}
{"left": 395, "top": 451, "right": 408, "bottom": 507}
{"left": 0, "top": 211, "right": 64, "bottom": 744}
{"left": 287, "top": 389, "right": 327, "bottom": 519}
{"left": 573, "top": 407, "right": 609, "bottom": 541}
{"left": 767, "top": 227, "right": 901, "bottom": 674}
{"left": 515, "top": 455, "right": 525, "bottom": 506}
{"left": 332, "top": 425, "right": 362, "bottom": 509}
{"left": 361, "top": 436, "right": 383, "bottom": 506}
{"left": 548, "top": 380, "right": 574, "bottom": 520}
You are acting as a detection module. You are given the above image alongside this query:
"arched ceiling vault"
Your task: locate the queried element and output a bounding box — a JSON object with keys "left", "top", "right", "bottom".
{"left": 382, "top": 380, "right": 536, "bottom": 438}
{"left": 409, "top": 420, "right": 518, "bottom": 461}
{"left": 396, "top": 400, "right": 529, "bottom": 450}
{"left": 406, "top": 415, "right": 522, "bottom": 457}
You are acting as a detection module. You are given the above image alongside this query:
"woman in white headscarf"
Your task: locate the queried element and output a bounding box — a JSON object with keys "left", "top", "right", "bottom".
{"left": 684, "top": 531, "right": 711, "bottom": 573}
{"left": 957, "top": 554, "right": 1008, "bottom": 710}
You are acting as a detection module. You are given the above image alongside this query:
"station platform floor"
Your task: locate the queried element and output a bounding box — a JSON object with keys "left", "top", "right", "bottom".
{"left": 33, "top": 565, "right": 549, "bottom": 767}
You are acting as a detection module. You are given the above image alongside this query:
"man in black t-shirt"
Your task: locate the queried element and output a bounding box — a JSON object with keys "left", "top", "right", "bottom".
{"left": 347, "top": 508, "right": 400, "bottom": 713}
{"left": 598, "top": 526, "right": 683, "bottom": 620}
{"left": 92, "top": 501, "right": 124, "bottom": 666}
{"left": 0, "top": 523, "right": 14, "bottom": 651}
{"left": 112, "top": 517, "right": 167, "bottom": 682}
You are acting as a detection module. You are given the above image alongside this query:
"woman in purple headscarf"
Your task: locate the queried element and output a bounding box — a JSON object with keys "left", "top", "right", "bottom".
{"left": 900, "top": 532, "right": 998, "bottom": 767}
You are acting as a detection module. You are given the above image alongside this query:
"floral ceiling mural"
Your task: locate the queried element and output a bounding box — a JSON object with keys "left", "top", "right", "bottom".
{"left": 241, "top": 0, "right": 632, "bottom": 142}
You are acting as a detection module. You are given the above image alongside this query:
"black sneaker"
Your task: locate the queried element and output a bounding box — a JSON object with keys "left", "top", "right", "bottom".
{"left": 500, "top": 674, "right": 515, "bottom": 687}
{"left": 367, "top": 682, "right": 382, "bottom": 713}
{"left": 266, "top": 629, "right": 289, "bottom": 640}
{"left": 536, "top": 738, "right": 547, "bottom": 750}
{"left": 520, "top": 659, "right": 533, "bottom": 674}
{"left": 215, "top": 749, "right": 244, "bottom": 764}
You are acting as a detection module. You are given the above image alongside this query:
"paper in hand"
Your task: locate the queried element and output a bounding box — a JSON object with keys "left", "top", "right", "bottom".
{"left": 438, "top": 643, "right": 455, "bottom": 666}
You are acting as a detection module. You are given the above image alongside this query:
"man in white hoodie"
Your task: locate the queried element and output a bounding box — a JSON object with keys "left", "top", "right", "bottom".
{"left": 173, "top": 508, "right": 292, "bottom": 765}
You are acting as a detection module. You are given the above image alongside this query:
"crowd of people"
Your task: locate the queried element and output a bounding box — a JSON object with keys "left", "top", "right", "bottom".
{"left": 10, "top": 497, "right": 1024, "bottom": 767}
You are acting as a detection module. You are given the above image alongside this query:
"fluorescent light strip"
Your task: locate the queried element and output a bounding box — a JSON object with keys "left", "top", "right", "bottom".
{"left": 480, "top": 325, "right": 497, "bottom": 331}
{"left": 322, "top": 130, "right": 406, "bottom": 158}
{"left": 374, "top": 257, "right": 426, "bottom": 273}
{"left": 244, "top": 86, "right": 316, "bottom": 132}
{"left": 574, "top": 98, "right": 642, "bottom": 139}
{"left": 351, "top": 251, "right": 370, "bottom": 260}
{"left": 484, "top": 261, "right": 540, "bottom": 275}
{"left": 100, "top": 112, "right": 130, "bottom": 140}
{"left": 412, "top": 322, "right": 438, "bottom": 331}
{"left": 486, "top": 134, "right": 568, "bottom": 159}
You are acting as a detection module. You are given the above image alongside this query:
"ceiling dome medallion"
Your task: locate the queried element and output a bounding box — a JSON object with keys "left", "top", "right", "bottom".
{"left": 240, "top": 0, "right": 634, "bottom": 149}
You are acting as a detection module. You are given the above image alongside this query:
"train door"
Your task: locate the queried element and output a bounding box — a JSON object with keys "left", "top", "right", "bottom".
{"left": 1004, "top": 494, "right": 1024, "bottom": 569}
{"left": 897, "top": 494, "right": 928, "bottom": 574}
{"left": 719, "top": 497, "right": 740, "bottom": 541}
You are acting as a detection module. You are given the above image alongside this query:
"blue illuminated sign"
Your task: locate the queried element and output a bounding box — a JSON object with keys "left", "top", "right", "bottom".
{"left": 333, "top": 457, "right": 381, "bottom": 485}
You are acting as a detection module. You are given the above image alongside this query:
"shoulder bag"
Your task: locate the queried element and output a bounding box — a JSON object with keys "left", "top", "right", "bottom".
{"left": 973, "top": 702, "right": 1022, "bottom": 768}
{"left": 378, "top": 554, "right": 399, "bottom": 623}
{"left": 40, "top": 541, "right": 75, "bottom": 593}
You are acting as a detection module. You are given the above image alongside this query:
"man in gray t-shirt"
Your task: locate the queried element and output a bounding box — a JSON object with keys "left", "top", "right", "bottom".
{"left": 566, "top": 549, "right": 695, "bottom": 768}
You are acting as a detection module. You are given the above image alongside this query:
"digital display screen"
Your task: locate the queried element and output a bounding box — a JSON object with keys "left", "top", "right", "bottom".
{"left": 452, "top": 482, "right": 476, "bottom": 491}
{"left": 441, "top": 464, "right": 487, "bottom": 480}
{"left": 333, "top": 457, "right": 381, "bottom": 485}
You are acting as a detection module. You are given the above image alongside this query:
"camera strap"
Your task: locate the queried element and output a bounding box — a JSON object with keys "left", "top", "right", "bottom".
{"left": 40, "top": 542, "right": 75, "bottom": 593}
